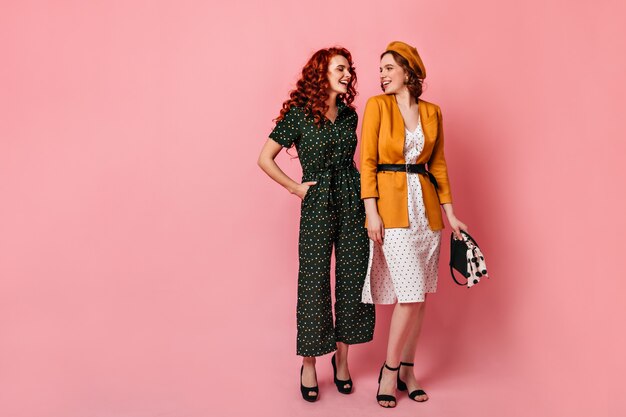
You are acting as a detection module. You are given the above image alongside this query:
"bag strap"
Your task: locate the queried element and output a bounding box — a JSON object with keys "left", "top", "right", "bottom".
{"left": 450, "top": 230, "right": 479, "bottom": 287}
{"left": 450, "top": 265, "right": 468, "bottom": 286}
{"left": 450, "top": 232, "right": 469, "bottom": 287}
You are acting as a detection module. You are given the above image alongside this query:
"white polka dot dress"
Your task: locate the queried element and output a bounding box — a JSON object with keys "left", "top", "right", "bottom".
{"left": 362, "top": 118, "right": 442, "bottom": 304}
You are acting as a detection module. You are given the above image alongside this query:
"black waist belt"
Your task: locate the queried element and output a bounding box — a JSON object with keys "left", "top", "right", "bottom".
{"left": 377, "top": 164, "right": 439, "bottom": 189}
{"left": 305, "top": 160, "right": 356, "bottom": 176}
{"left": 303, "top": 161, "right": 357, "bottom": 206}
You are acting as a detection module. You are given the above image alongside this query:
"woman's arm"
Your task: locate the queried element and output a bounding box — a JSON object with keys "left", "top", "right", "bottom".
{"left": 361, "top": 98, "right": 381, "bottom": 200}
{"left": 257, "top": 139, "right": 316, "bottom": 200}
{"left": 428, "top": 106, "right": 452, "bottom": 205}
{"left": 442, "top": 203, "right": 467, "bottom": 240}
{"left": 361, "top": 98, "right": 385, "bottom": 244}
{"left": 428, "top": 106, "right": 467, "bottom": 239}
{"left": 364, "top": 198, "right": 385, "bottom": 244}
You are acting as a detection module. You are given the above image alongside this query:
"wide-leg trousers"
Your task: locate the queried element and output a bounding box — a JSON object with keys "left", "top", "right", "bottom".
{"left": 296, "top": 184, "right": 375, "bottom": 357}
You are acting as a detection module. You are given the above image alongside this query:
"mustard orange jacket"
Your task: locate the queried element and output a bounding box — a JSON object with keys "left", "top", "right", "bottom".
{"left": 360, "top": 94, "right": 452, "bottom": 230}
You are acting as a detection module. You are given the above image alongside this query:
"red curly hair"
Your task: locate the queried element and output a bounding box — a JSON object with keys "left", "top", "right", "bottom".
{"left": 275, "top": 47, "right": 357, "bottom": 127}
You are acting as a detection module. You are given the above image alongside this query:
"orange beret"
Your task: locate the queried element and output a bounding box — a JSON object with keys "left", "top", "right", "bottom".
{"left": 385, "top": 41, "right": 426, "bottom": 79}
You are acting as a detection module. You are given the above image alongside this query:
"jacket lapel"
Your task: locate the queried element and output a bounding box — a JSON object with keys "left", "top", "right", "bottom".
{"left": 388, "top": 96, "right": 438, "bottom": 164}
{"left": 417, "top": 100, "right": 438, "bottom": 163}
{"left": 390, "top": 96, "right": 407, "bottom": 163}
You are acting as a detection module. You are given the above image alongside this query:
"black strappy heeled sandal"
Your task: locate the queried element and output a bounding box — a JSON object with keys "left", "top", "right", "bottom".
{"left": 376, "top": 362, "right": 400, "bottom": 408}
{"left": 300, "top": 365, "right": 319, "bottom": 402}
{"left": 331, "top": 353, "right": 353, "bottom": 394}
{"left": 397, "top": 362, "right": 428, "bottom": 402}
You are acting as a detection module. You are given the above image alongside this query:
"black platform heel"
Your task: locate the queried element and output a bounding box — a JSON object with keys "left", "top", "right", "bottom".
{"left": 376, "top": 362, "right": 400, "bottom": 408}
{"left": 397, "top": 362, "right": 428, "bottom": 402}
{"left": 300, "top": 365, "right": 319, "bottom": 402}
{"left": 331, "top": 353, "right": 353, "bottom": 394}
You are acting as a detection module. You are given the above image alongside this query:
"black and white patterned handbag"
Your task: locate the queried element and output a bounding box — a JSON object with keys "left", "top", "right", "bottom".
{"left": 449, "top": 231, "right": 489, "bottom": 288}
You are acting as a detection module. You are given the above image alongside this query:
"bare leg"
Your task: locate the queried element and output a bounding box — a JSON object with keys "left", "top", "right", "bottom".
{"left": 399, "top": 300, "right": 428, "bottom": 401}
{"left": 335, "top": 341, "right": 351, "bottom": 389}
{"left": 301, "top": 356, "right": 317, "bottom": 398}
{"left": 377, "top": 302, "right": 422, "bottom": 407}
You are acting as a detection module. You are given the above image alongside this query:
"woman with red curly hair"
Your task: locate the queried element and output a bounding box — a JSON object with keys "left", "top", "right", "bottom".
{"left": 258, "top": 47, "right": 375, "bottom": 402}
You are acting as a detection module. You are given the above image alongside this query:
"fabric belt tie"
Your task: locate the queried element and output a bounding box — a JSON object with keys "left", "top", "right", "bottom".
{"left": 376, "top": 163, "right": 438, "bottom": 189}
{"left": 304, "top": 161, "right": 357, "bottom": 207}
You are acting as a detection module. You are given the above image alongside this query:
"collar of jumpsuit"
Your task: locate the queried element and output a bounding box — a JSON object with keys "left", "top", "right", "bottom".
{"left": 308, "top": 98, "right": 350, "bottom": 171}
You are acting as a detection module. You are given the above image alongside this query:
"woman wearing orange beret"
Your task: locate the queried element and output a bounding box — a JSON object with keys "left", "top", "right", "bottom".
{"left": 360, "top": 41, "right": 468, "bottom": 408}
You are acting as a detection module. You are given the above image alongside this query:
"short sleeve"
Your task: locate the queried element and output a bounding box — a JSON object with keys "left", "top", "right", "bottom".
{"left": 269, "top": 107, "right": 302, "bottom": 148}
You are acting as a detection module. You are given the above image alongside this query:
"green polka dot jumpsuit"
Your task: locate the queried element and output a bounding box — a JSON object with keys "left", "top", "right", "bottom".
{"left": 270, "top": 100, "right": 376, "bottom": 357}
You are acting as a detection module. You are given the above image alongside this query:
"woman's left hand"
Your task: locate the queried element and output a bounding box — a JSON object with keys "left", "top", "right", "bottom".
{"left": 448, "top": 215, "right": 468, "bottom": 240}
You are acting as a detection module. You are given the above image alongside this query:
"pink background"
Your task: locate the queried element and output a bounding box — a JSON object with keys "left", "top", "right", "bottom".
{"left": 1, "top": 1, "right": 625, "bottom": 416}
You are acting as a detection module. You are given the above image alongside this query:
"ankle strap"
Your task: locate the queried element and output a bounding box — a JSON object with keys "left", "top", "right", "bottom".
{"left": 400, "top": 362, "right": 415, "bottom": 367}
{"left": 384, "top": 363, "right": 401, "bottom": 371}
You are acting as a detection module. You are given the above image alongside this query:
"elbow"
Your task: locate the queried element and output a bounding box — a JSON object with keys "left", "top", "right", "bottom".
{"left": 257, "top": 155, "right": 267, "bottom": 171}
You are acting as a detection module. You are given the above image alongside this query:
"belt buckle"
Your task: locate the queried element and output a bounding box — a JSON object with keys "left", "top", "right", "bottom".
{"left": 405, "top": 163, "right": 409, "bottom": 173}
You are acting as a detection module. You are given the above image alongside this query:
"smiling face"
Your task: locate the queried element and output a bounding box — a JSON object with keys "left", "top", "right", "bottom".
{"left": 379, "top": 52, "right": 408, "bottom": 95}
{"left": 327, "top": 54, "right": 353, "bottom": 95}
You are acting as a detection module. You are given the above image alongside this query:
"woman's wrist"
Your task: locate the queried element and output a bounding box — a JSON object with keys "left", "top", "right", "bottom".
{"left": 286, "top": 181, "right": 300, "bottom": 195}
{"left": 364, "top": 198, "right": 379, "bottom": 216}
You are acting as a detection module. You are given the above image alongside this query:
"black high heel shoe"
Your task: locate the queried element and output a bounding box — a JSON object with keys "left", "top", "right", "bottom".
{"left": 331, "top": 353, "right": 353, "bottom": 394}
{"left": 397, "top": 362, "right": 428, "bottom": 402}
{"left": 376, "top": 362, "right": 400, "bottom": 408}
{"left": 300, "top": 365, "right": 319, "bottom": 402}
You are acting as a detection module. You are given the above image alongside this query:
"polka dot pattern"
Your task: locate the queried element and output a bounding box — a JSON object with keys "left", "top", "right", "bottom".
{"left": 270, "top": 101, "right": 375, "bottom": 357}
{"left": 362, "top": 118, "right": 441, "bottom": 304}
